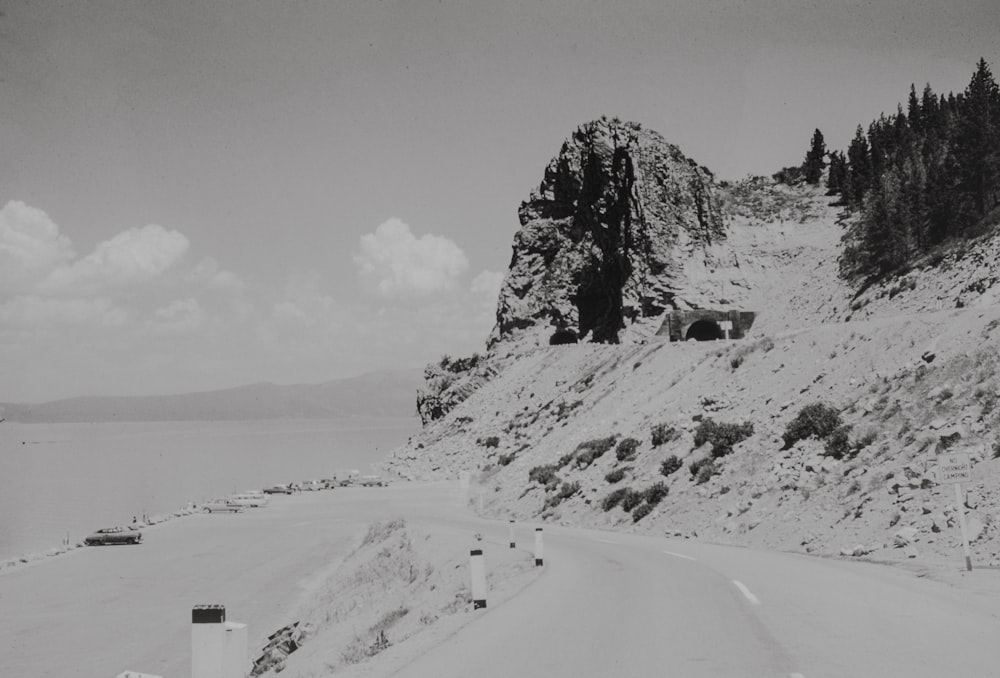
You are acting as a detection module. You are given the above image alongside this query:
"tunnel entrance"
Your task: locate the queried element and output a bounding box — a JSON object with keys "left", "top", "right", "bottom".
{"left": 549, "top": 329, "right": 579, "bottom": 345}
{"left": 685, "top": 319, "right": 724, "bottom": 341}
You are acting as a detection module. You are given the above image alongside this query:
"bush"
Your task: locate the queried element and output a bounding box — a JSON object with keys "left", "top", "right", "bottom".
{"left": 643, "top": 482, "right": 669, "bottom": 506}
{"left": 478, "top": 436, "right": 500, "bottom": 448}
{"left": 650, "top": 423, "right": 678, "bottom": 448}
{"left": 693, "top": 419, "right": 755, "bottom": 458}
{"left": 615, "top": 437, "right": 640, "bottom": 461}
{"left": 601, "top": 487, "right": 628, "bottom": 511}
{"left": 782, "top": 402, "right": 842, "bottom": 449}
{"left": 528, "top": 465, "right": 558, "bottom": 486}
{"left": 620, "top": 488, "right": 644, "bottom": 512}
{"left": 555, "top": 481, "right": 580, "bottom": 500}
{"left": 556, "top": 453, "right": 575, "bottom": 469}
{"left": 632, "top": 503, "right": 653, "bottom": 522}
{"left": 660, "top": 455, "right": 682, "bottom": 477}
{"left": 605, "top": 468, "right": 626, "bottom": 483}
{"left": 823, "top": 425, "right": 853, "bottom": 460}
{"left": 497, "top": 453, "right": 516, "bottom": 466}
{"left": 694, "top": 460, "right": 720, "bottom": 484}
{"left": 575, "top": 436, "right": 617, "bottom": 468}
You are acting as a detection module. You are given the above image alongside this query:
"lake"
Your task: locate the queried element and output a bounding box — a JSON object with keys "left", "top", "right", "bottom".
{"left": 0, "top": 417, "right": 420, "bottom": 561}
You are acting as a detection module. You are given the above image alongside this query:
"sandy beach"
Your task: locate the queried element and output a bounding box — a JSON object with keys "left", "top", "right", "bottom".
{"left": 0, "top": 482, "right": 478, "bottom": 678}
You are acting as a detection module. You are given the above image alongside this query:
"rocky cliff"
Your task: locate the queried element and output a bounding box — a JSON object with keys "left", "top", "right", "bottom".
{"left": 489, "top": 117, "right": 731, "bottom": 350}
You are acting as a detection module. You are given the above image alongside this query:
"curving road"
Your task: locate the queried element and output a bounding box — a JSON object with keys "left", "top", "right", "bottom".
{"left": 2, "top": 482, "right": 998, "bottom": 678}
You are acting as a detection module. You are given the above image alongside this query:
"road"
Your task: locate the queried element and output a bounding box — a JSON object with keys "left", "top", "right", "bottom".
{"left": 387, "top": 521, "right": 1000, "bottom": 678}
{"left": 2, "top": 482, "right": 998, "bottom": 678}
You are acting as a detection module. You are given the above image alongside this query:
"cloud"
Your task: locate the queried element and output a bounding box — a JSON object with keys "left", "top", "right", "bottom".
{"left": 354, "top": 218, "right": 468, "bottom": 297}
{"left": 0, "top": 295, "right": 127, "bottom": 328}
{"left": 148, "top": 298, "right": 207, "bottom": 334}
{"left": 185, "top": 257, "right": 246, "bottom": 292}
{"left": 44, "top": 224, "right": 190, "bottom": 292}
{"left": 0, "top": 201, "right": 76, "bottom": 292}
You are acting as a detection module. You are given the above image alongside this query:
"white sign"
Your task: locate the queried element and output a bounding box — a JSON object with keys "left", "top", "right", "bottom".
{"left": 937, "top": 452, "right": 971, "bottom": 484}
{"left": 719, "top": 320, "right": 733, "bottom": 331}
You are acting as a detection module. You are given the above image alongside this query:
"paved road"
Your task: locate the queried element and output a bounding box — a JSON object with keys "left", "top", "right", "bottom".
{"left": 388, "top": 522, "right": 1000, "bottom": 678}
{"left": 3, "top": 482, "right": 998, "bottom": 678}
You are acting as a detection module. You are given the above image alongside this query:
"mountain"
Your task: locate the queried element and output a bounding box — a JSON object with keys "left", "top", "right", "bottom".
{"left": 0, "top": 369, "right": 423, "bottom": 422}
{"left": 394, "top": 119, "right": 1000, "bottom": 570}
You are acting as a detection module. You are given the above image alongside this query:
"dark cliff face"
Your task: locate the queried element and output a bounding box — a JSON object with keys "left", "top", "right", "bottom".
{"left": 490, "top": 118, "right": 726, "bottom": 349}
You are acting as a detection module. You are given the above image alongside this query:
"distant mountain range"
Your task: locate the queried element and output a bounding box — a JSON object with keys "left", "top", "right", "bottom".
{"left": 0, "top": 369, "right": 423, "bottom": 422}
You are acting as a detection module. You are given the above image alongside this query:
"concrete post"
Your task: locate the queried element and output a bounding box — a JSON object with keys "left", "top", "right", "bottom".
{"left": 509, "top": 519, "right": 516, "bottom": 548}
{"left": 534, "top": 527, "right": 544, "bottom": 566}
{"left": 192, "top": 604, "right": 226, "bottom": 678}
{"left": 223, "top": 621, "right": 248, "bottom": 678}
{"left": 470, "top": 549, "right": 487, "bottom": 609}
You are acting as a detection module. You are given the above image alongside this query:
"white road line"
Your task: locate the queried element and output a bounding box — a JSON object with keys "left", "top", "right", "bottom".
{"left": 732, "top": 579, "right": 761, "bottom": 605}
{"left": 661, "top": 549, "right": 697, "bottom": 561}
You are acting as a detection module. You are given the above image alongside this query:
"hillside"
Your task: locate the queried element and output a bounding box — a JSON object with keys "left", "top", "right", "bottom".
{"left": 0, "top": 369, "right": 423, "bottom": 422}
{"left": 385, "top": 124, "right": 1000, "bottom": 570}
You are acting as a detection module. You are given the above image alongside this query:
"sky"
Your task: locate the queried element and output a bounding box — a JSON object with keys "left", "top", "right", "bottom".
{"left": 1, "top": 0, "right": 998, "bottom": 402}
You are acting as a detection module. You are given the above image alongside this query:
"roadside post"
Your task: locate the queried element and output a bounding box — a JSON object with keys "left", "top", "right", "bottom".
{"left": 509, "top": 519, "right": 516, "bottom": 548}
{"left": 534, "top": 527, "right": 544, "bottom": 566}
{"left": 719, "top": 320, "right": 733, "bottom": 340}
{"left": 470, "top": 549, "right": 487, "bottom": 609}
{"left": 191, "top": 604, "right": 248, "bottom": 678}
{"left": 937, "top": 452, "right": 973, "bottom": 571}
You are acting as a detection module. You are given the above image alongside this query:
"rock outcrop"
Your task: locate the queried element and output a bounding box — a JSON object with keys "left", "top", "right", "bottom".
{"left": 489, "top": 117, "right": 730, "bottom": 349}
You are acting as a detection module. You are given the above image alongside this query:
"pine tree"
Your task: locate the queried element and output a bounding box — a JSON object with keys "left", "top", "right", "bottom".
{"left": 802, "top": 129, "right": 826, "bottom": 184}
{"left": 826, "top": 151, "right": 848, "bottom": 196}
{"left": 846, "top": 126, "right": 871, "bottom": 208}
{"left": 955, "top": 58, "right": 1000, "bottom": 217}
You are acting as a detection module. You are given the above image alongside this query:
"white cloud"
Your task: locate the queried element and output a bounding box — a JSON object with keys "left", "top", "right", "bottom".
{"left": 354, "top": 218, "right": 468, "bottom": 298}
{"left": 44, "top": 224, "right": 190, "bottom": 292}
{"left": 149, "top": 298, "right": 207, "bottom": 334}
{"left": 0, "top": 295, "right": 128, "bottom": 328}
{"left": 186, "top": 257, "right": 245, "bottom": 292}
{"left": 0, "top": 201, "right": 76, "bottom": 292}
{"left": 470, "top": 269, "right": 504, "bottom": 299}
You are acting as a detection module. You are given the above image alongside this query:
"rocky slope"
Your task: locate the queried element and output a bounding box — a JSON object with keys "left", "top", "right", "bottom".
{"left": 389, "top": 121, "right": 1000, "bottom": 571}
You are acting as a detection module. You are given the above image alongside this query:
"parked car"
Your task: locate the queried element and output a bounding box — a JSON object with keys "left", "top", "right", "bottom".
{"left": 263, "top": 485, "right": 294, "bottom": 495}
{"left": 227, "top": 493, "right": 268, "bottom": 507}
{"left": 300, "top": 479, "right": 324, "bottom": 491}
{"left": 358, "top": 475, "right": 386, "bottom": 487}
{"left": 84, "top": 526, "right": 142, "bottom": 545}
{"left": 203, "top": 502, "right": 245, "bottom": 513}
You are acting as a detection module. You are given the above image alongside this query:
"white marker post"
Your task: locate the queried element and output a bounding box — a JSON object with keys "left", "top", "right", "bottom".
{"left": 192, "top": 604, "right": 227, "bottom": 678}
{"left": 116, "top": 672, "right": 163, "bottom": 678}
{"left": 937, "top": 452, "right": 973, "bottom": 571}
{"left": 719, "top": 319, "right": 733, "bottom": 340}
{"left": 223, "top": 621, "right": 248, "bottom": 678}
{"left": 534, "top": 527, "right": 544, "bottom": 566}
{"left": 509, "top": 519, "right": 516, "bottom": 549}
{"left": 470, "top": 549, "right": 487, "bottom": 609}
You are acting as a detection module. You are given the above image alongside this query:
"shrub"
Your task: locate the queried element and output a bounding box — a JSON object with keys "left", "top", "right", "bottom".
{"left": 782, "top": 402, "right": 842, "bottom": 449}
{"left": 497, "top": 453, "right": 516, "bottom": 466}
{"left": 553, "top": 482, "right": 580, "bottom": 502}
{"left": 693, "top": 419, "right": 755, "bottom": 458}
{"left": 575, "top": 436, "right": 617, "bottom": 468}
{"left": 605, "top": 468, "right": 626, "bottom": 483}
{"left": 650, "top": 423, "right": 678, "bottom": 447}
{"left": 660, "top": 455, "right": 682, "bottom": 477}
{"left": 615, "top": 437, "right": 640, "bottom": 461}
{"left": 632, "top": 503, "right": 653, "bottom": 522}
{"left": 643, "top": 482, "right": 669, "bottom": 506}
{"left": 689, "top": 457, "right": 710, "bottom": 477}
{"left": 620, "top": 488, "right": 644, "bottom": 512}
{"left": 556, "top": 453, "right": 575, "bottom": 469}
{"left": 478, "top": 436, "right": 500, "bottom": 448}
{"left": 823, "top": 425, "right": 853, "bottom": 460}
{"left": 528, "top": 465, "right": 558, "bottom": 486}
{"left": 694, "top": 460, "right": 720, "bottom": 484}
{"left": 602, "top": 487, "right": 629, "bottom": 511}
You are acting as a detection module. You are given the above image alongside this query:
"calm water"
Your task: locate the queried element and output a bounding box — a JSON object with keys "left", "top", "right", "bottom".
{"left": 0, "top": 417, "right": 419, "bottom": 561}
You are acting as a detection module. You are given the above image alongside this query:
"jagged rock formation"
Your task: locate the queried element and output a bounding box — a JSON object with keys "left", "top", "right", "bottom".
{"left": 415, "top": 354, "right": 499, "bottom": 426}
{"left": 489, "top": 117, "right": 729, "bottom": 349}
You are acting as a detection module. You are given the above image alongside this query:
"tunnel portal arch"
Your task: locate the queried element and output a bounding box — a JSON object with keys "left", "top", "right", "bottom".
{"left": 549, "top": 329, "right": 579, "bottom": 345}
{"left": 685, "top": 319, "right": 724, "bottom": 341}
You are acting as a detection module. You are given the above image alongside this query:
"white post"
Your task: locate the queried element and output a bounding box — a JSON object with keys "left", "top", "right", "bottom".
{"left": 192, "top": 604, "right": 226, "bottom": 678}
{"left": 116, "top": 672, "right": 163, "bottom": 678}
{"left": 954, "top": 482, "right": 973, "bottom": 572}
{"left": 478, "top": 489, "right": 483, "bottom": 513}
{"left": 470, "top": 549, "right": 487, "bottom": 609}
{"left": 534, "top": 527, "right": 544, "bottom": 566}
{"left": 223, "top": 621, "right": 248, "bottom": 678}
{"left": 508, "top": 519, "right": 515, "bottom": 549}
